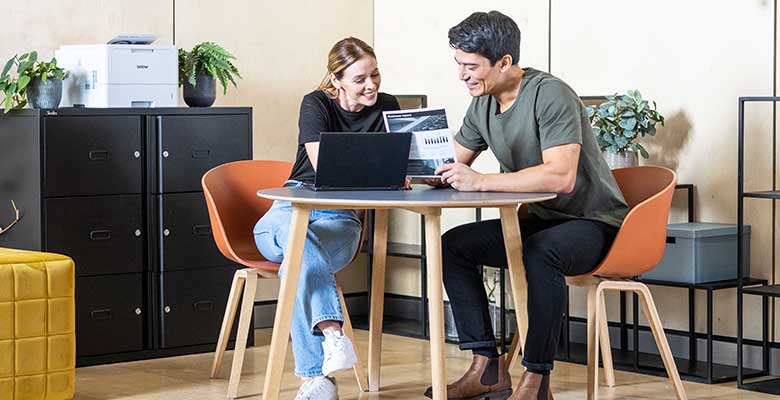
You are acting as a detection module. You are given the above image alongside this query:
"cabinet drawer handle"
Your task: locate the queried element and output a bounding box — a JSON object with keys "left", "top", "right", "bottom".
{"left": 191, "top": 148, "right": 211, "bottom": 159}
{"left": 193, "top": 301, "right": 213, "bottom": 311}
{"left": 89, "top": 229, "right": 111, "bottom": 241}
{"left": 91, "top": 309, "right": 112, "bottom": 320}
{"left": 666, "top": 236, "right": 676, "bottom": 244}
{"left": 88, "top": 150, "right": 110, "bottom": 161}
{"left": 192, "top": 225, "right": 211, "bottom": 236}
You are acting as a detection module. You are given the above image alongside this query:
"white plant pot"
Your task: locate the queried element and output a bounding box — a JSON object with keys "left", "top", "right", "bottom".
{"left": 603, "top": 150, "right": 639, "bottom": 169}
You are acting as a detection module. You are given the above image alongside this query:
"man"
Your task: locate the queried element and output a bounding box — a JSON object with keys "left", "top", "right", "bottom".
{"left": 424, "top": 11, "right": 629, "bottom": 400}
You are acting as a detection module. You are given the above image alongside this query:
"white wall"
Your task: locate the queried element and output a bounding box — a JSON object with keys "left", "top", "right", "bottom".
{"left": 1, "top": 1, "right": 173, "bottom": 60}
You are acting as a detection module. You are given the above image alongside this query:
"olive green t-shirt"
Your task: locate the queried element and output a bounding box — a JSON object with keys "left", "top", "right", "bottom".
{"left": 456, "top": 67, "right": 628, "bottom": 227}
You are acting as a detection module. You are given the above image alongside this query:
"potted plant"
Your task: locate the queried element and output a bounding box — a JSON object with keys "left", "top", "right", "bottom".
{"left": 26, "top": 53, "right": 67, "bottom": 109}
{"left": 587, "top": 90, "right": 664, "bottom": 168}
{"left": 1, "top": 52, "right": 34, "bottom": 112}
{"left": 1, "top": 51, "right": 67, "bottom": 112}
{"left": 178, "top": 42, "right": 241, "bottom": 107}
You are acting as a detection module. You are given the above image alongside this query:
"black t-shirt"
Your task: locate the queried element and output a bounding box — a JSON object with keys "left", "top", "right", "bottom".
{"left": 288, "top": 90, "right": 401, "bottom": 183}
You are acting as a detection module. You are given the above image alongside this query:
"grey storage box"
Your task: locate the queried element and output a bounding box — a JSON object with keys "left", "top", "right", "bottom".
{"left": 640, "top": 223, "right": 750, "bottom": 283}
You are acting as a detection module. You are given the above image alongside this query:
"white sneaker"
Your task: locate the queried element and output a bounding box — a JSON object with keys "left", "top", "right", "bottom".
{"left": 321, "top": 331, "right": 357, "bottom": 377}
{"left": 295, "top": 375, "right": 338, "bottom": 400}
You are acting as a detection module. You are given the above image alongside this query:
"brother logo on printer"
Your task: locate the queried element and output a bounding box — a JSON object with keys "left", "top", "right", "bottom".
{"left": 136, "top": 65, "right": 149, "bottom": 69}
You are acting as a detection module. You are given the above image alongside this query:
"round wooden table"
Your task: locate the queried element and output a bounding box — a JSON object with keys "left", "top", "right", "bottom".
{"left": 256, "top": 186, "right": 556, "bottom": 400}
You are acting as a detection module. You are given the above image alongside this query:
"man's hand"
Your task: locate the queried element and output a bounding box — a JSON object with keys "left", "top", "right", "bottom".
{"left": 436, "top": 162, "right": 484, "bottom": 191}
{"left": 422, "top": 177, "right": 450, "bottom": 188}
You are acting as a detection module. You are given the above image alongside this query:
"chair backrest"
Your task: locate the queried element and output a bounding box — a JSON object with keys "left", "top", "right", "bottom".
{"left": 201, "top": 160, "right": 293, "bottom": 268}
{"left": 589, "top": 166, "right": 677, "bottom": 277}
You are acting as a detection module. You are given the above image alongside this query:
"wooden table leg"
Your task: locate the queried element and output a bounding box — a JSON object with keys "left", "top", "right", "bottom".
{"left": 423, "top": 208, "right": 446, "bottom": 400}
{"left": 368, "top": 209, "right": 389, "bottom": 392}
{"left": 499, "top": 206, "right": 528, "bottom": 369}
{"left": 336, "top": 278, "right": 369, "bottom": 391}
{"left": 262, "top": 205, "right": 310, "bottom": 400}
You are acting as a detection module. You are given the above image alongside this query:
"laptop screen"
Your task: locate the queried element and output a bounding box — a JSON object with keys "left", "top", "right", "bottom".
{"left": 314, "top": 133, "right": 412, "bottom": 190}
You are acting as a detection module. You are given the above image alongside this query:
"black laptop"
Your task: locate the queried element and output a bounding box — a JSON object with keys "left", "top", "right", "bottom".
{"left": 306, "top": 132, "right": 412, "bottom": 191}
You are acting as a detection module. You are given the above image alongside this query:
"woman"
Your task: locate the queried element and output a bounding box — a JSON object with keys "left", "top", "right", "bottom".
{"left": 253, "top": 37, "right": 399, "bottom": 400}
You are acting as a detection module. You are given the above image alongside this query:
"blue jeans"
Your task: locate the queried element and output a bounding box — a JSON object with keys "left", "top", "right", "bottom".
{"left": 253, "top": 189, "right": 362, "bottom": 377}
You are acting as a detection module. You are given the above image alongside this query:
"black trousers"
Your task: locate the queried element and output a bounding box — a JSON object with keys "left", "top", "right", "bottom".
{"left": 441, "top": 217, "right": 618, "bottom": 372}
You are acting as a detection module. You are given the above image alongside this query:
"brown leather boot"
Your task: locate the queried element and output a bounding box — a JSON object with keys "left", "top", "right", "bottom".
{"left": 507, "top": 371, "right": 553, "bottom": 400}
{"left": 423, "top": 354, "right": 513, "bottom": 399}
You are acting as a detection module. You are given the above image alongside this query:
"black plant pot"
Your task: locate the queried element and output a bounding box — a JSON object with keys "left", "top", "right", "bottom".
{"left": 183, "top": 74, "right": 216, "bottom": 107}
{"left": 27, "top": 78, "right": 62, "bottom": 109}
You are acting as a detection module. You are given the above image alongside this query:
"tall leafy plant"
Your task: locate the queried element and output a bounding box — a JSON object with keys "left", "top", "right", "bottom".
{"left": 586, "top": 90, "right": 664, "bottom": 158}
{"left": 1, "top": 51, "right": 67, "bottom": 112}
{"left": 178, "top": 42, "right": 241, "bottom": 95}
{"left": 1, "top": 52, "right": 35, "bottom": 112}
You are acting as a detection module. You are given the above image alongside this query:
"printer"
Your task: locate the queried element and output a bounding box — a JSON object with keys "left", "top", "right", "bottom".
{"left": 56, "top": 41, "right": 178, "bottom": 107}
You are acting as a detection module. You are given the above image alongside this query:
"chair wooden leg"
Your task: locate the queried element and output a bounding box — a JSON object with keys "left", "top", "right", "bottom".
{"left": 598, "top": 290, "right": 616, "bottom": 387}
{"left": 368, "top": 209, "right": 389, "bottom": 392}
{"left": 586, "top": 284, "right": 600, "bottom": 400}
{"left": 226, "top": 269, "right": 258, "bottom": 399}
{"left": 587, "top": 286, "right": 601, "bottom": 400}
{"left": 636, "top": 284, "right": 687, "bottom": 400}
{"left": 336, "top": 279, "right": 369, "bottom": 392}
{"left": 211, "top": 270, "right": 247, "bottom": 379}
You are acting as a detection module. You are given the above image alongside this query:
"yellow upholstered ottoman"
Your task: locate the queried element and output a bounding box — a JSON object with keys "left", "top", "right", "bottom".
{"left": 0, "top": 248, "right": 75, "bottom": 400}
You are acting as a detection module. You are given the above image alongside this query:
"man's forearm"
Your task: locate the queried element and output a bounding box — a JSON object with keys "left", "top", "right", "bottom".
{"left": 477, "top": 163, "right": 576, "bottom": 193}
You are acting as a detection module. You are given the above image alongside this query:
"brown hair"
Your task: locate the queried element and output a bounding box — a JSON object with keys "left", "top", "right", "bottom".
{"left": 317, "top": 37, "right": 377, "bottom": 99}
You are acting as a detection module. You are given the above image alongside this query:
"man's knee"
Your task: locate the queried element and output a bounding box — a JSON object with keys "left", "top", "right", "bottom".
{"left": 441, "top": 226, "right": 473, "bottom": 283}
{"left": 522, "top": 236, "right": 561, "bottom": 282}
{"left": 441, "top": 224, "right": 473, "bottom": 257}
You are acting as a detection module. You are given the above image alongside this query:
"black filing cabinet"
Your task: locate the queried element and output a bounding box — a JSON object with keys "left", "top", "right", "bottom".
{"left": 0, "top": 107, "right": 253, "bottom": 366}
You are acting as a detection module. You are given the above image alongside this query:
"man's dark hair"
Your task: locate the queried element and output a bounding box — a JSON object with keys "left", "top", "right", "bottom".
{"left": 448, "top": 11, "right": 521, "bottom": 65}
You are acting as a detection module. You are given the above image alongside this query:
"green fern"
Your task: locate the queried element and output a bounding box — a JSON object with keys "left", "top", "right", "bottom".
{"left": 178, "top": 42, "right": 241, "bottom": 95}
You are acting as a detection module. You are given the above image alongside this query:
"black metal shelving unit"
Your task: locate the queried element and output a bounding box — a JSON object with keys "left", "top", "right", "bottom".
{"left": 557, "top": 183, "right": 769, "bottom": 383}
{"left": 360, "top": 208, "right": 494, "bottom": 344}
{"left": 560, "top": 276, "right": 768, "bottom": 384}
{"left": 363, "top": 211, "right": 429, "bottom": 338}
{"left": 737, "top": 96, "right": 780, "bottom": 394}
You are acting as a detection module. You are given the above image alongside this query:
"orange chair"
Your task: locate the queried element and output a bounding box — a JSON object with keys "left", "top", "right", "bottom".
{"left": 507, "top": 166, "right": 686, "bottom": 400}
{"left": 202, "top": 159, "right": 368, "bottom": 399}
